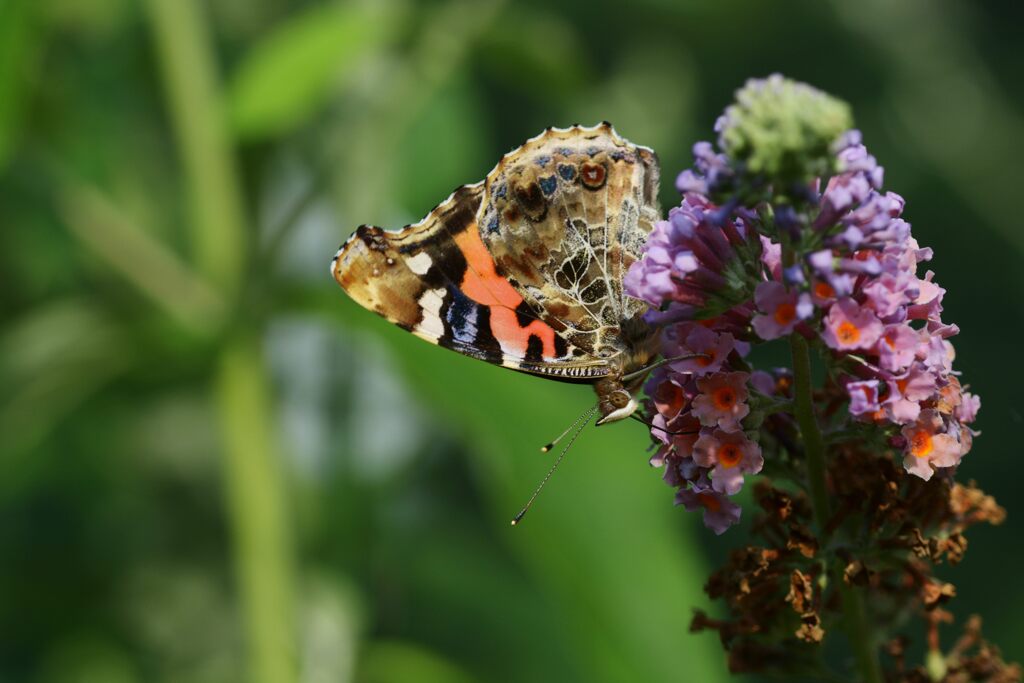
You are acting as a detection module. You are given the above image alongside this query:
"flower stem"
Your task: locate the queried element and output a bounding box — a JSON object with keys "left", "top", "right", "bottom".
{"left": 788, "top": 333, "right": 830, "bottom": 532}
{"left": 789, "top": 333, "right": 882, "bottom": 683}
{"left": 145, "top": 2, "right": 297, "bottom": 682}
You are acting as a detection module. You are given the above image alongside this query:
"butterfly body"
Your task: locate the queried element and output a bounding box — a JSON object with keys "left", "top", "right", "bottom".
{"left": 332, "top": 123, "right": 661, "bottom": 424}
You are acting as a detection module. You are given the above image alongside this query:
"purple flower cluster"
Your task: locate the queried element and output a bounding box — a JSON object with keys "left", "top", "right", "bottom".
{"left": 627, "top": 130, "right": 979, "bottom": 533}
{"left": 644, "top": 346, "right": 764, "bottom": 534}
{"left": 808, "top": 132, "right": 978, "bottom": 481}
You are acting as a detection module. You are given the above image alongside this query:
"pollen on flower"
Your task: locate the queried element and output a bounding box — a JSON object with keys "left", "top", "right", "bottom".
{"left": 836, "top": 320, "right": 860, "bottom": 345}
{"left": 718, "top": 443, "right": 743, "bottom": 468}
{"left": 713, "top": 386, "right": 737, "bottom": 410}
{"left": 774, "top": 302, "right": 797, "bottom": 325}
{"left": 908, "top": 428, "right": 933, "bottom": 458}
{"left": 692, "top": 372, "right": 751, "bottom": 431}
{"left": 813, "top": 281, "right": 835, "bottom": 300}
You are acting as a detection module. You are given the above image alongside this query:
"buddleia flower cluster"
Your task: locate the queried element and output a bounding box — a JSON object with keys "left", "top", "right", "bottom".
{"left": 626, "top": 75, "right": 1017, "bottom": 682}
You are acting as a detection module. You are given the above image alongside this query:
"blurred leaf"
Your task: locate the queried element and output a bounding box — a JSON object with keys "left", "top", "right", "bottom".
{"left": 299, "top": 571, "right": 364, "bottom": 683}
{"left": 477, "top": 6, "right": 589, "bottom": 95}
{"left": 0, "top": 0, "right": 38, "bottom": 169}
{"left": 358, "top": 641, "right": 476, "bottom": 683}
{"left": 325, "top": 0, "right": 506, "bottom": 221}
{"left": 57, "top": 180, "right": 225, "bottom": 336}
{"left": 146, "top": 0, "right": 249, "bottom": 292}
{"left": 228, "top": 2, "right": 403, "bottom": 140}
{"left": 394, "top": 76, "right": 489, "bottom": 215}
{"left": 36, "top": 636, "right": 138, "bottom": 683}
{"left": 0, "top": 300, "right": 133, "bottom": 491}
{"left": 568, "top": 44, "right": 696, "bottom": 204}
{"left": 324, "top": 300, "right": 729, "bottom": 683}
{"left": 41, "top": 0, "right": 132, "bottom": 38}
{"left": 215, "top": 335, "right": 298, "bottom": 683}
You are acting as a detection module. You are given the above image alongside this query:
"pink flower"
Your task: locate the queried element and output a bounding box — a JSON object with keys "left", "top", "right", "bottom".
{"left": 691, "top": 371, "right": 751, "bottom": 431}
{"left": 907, "top": 271, "right": 944, "bottom": 321}
{"left": 810, "top": 278, "right": 838, "bottom": 307}
{"left": 862, "top": 272, "right": 913, "bottom": 319}
{"left": 846, "top": 379, "right": 881, "bottom": 417}
{"left": 760, "top": 236, "right": 782, "bottom": 281}
{"left": 692, "top": 428, "right": 764, "bottom": 494}
{"left": 675, "top": 487, "right": 742, "bottom": 535}
{"left": 651, "top": 412, "right": 702, "bottom": 457}
{"left": 665, "top": 323, "right": 736, "bottom": 376}
{"left": 875, "top": 323, "right": 919, "bottom": 372}
{"left": 751, "top": 281, "right": 801, "bottom": 340}
{"left": 648, "top": 372, "right": 689, "bottom": 420}
{"left": 821, "top": 298, "right": 883, "bottom": 351}
{"left": 882, "top": 363, "right": 938, "bottom": 424}
{"left": 901, "top": 410, "right": 961, "bottom": 481}
{"left": 956, "top": 392, "right": 981, "bottom": 424}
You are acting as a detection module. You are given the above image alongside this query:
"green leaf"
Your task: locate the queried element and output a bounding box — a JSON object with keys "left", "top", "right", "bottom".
{"left": 0, "top": 0, "right": 38, "bottom": 169}
{"left": 359, "top": 641, "right": 477, "bottom": 683}
{"left": 228, "top": 3, "right": 402, "bottom": 140}
{"left": 326, "top": 300, "right": 731, "bottom": 683}
{"left": 477, "top": 7, "right": 589, "bottom": 96}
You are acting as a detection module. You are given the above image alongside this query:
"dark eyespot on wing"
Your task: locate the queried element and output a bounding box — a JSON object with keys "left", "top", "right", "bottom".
{"left": 580, "top": 162, "right": 607, "bottom": 190}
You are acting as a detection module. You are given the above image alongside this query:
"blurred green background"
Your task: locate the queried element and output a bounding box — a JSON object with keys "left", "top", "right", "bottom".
{"left": 2, "top": 0, "right": 1022, "bottom": 681}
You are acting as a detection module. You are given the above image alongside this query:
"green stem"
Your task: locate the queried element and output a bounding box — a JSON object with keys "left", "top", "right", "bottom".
{"left": 145, "top": 0, "right": 246, "bottom": 294}
{"left": 145, "top": 3, "right": 297, "bottom": 682}
{"left": 788, "top": 333, "right": 831, "bottom": 532}
{"left": 788, "top": 333, "right": 882, "bottom": 683}
{"left": 215, "top": 337, "right": 297, "bottom": 683}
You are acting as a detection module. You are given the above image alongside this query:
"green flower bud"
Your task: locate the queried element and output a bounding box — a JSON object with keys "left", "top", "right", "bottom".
{"left": 718, "top": 74, "right": 853, "bottom": 186}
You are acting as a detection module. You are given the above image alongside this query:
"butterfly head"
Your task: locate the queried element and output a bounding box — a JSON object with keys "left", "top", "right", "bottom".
{"left": 594, "top": 386, "right": 639, "bottom": 426}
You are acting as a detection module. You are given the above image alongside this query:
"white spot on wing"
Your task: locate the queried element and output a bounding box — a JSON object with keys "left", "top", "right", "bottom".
{"left": 415, "top": 287, "right": 446, "bottom": 340}
{"left": 406, "top": 252, "right": 433, "bottom": 275}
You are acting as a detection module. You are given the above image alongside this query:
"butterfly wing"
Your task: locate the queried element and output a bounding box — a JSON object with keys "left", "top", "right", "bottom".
{"left": 477, "top": 123, "right": 660, "bottom": 361}
{"left": 332, "top": 183, "right": 610, "bottom": 381}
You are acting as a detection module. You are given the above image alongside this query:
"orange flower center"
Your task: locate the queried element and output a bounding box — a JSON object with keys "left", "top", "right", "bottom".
{"left": 698, "top": 492, "right": 721, "bottom": 512}
{"left": 696, "top": 350, "right": 715, "bottom": 367}
{"left": 909, "top": 428, "right": 934, "bottom": 458}
{"left": 712, "top": 386, "right": 737, "bottom": 411}
{"left": 896, "top": 377, "right": 909, "bottom": 395}
{"left": 814, "top": 281, "right": 835, "bottom": 299}
{"left": 884, "top": 331, "right": 898, "bottom": 349}
{"left": 836, "top": 321, "right": 860, "bottom": 345}
{"left": 774, "top": 302, "right": 797, "bottom": 326}
{"left": 718, "top": 443, "right": 743, "bottom": 468}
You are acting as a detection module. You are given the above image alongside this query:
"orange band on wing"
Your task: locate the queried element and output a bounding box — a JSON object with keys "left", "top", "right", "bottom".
{"left": 453, "top": 227, "right": 523, "bottom": 308}
{"left": 490, "top": 308, "right": 558, "bottom": 359}
{"left": 453, "top": 225, "right": 559, "bottom": 360}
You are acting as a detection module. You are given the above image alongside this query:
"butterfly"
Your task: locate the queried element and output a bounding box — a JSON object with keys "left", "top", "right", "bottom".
{"left": 331, "top": 123, "right": 666, "bottom": 430}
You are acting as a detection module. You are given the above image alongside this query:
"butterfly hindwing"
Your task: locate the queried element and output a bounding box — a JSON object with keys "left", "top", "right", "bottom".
{"left": 477, "top": 123, "right": 660, "bottom": 360}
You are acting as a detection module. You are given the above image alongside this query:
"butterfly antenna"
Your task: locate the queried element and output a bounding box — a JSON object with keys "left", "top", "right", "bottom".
{"left": 540, "top": 404, "right": 599, "bottom": 452}
{"left": 512, "top": 406, "right": 597, "bottom": 526}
